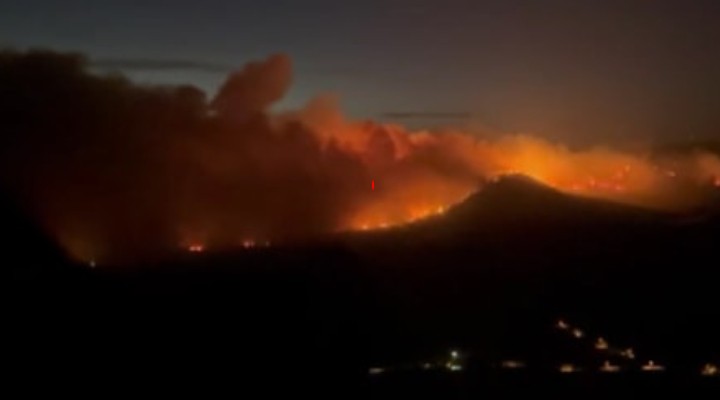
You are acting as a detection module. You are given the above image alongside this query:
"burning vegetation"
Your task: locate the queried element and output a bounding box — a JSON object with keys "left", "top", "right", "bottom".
{"left": 1, "top": 50, "right": 720, "bottom": 262}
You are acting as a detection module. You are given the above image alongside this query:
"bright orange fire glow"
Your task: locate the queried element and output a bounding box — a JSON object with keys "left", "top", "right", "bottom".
{"left": 325, "top": 127, "right": 720, "bottom": 233}
{"left": 350, "top": 202, "right": 462, "bottom": 231}
{"left": 13, "top": 52, "right": 720, "bottom": 262}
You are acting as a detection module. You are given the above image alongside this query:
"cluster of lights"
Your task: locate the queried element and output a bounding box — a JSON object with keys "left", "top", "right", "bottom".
{"left": 369, "top": 321, "right": 718, "bottom": 378}
{"left": 557, "top": 319, "right": 585, "bottom": 339}
{"left": 369, "top": 346, "right": 716, "bottom": 377}
{"left": 557, "top": 319, "right": 637, "bottom": 361}
{"left": 620, "top": 347, "right": 635, "bottom": 360}
{"left": 446, "top": 350, "right": 463, "bottom": 372}
{"left": 554, "top": 318, "right": 672, "bottom": 373}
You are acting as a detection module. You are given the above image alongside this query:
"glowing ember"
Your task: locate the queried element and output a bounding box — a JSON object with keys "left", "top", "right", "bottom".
{"left": 188, "top": 244, "right": 205, "bottom": 253}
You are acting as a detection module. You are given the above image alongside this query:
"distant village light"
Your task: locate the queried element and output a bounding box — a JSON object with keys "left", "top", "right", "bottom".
{"left": 559, "top": 364, "right": 579, "bottom": 374}
{"left": 701, "top": 363, "right": 718, "bottom": 376}
{"left": 641, "top": 360, "right": 665, "bottom": 372}
{"left": 600, "top": 360, "right": 620, "bottom": 373}
{"left": 595, "top": 337, "right": 609, "bottom": 350}
{"left": 500, "top": 360, "right": 526, "bottom": 369}
{"left": 621, "top": 348, "right": 635, "bottom": 360}
{"left": 368, "top": 367, "right": 385, "bottom": 375}
{"left": 448, "top": 364, "right": 463, "bottom": 372}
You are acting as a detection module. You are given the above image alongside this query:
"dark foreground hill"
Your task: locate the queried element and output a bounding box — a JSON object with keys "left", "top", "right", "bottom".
{"left": 341, "top": 176, "right": 718, "bottom": 363}
{"left": 4, "top": 176, "right": 719, "bottom": 396}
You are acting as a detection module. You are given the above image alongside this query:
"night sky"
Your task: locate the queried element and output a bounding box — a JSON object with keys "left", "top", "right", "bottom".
{"left": 2, "top": 0, "right": 719, "bottom": 143}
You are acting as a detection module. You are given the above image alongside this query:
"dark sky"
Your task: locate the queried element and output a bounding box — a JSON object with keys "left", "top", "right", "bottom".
{"left": 2, "top": 0, "right": 719, "bottom": 143}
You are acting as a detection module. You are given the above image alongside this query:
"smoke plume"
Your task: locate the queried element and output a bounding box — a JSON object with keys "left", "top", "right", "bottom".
{"left": 1, "top": 50, "right": 719, "bottom": 262}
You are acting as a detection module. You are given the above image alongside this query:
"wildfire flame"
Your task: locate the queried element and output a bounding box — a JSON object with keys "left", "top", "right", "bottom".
{"left": 2, "top": 50, "right": 720, "bottom": 262}
{"left": 331, "top": 131, "right": 720, "bottom": 232}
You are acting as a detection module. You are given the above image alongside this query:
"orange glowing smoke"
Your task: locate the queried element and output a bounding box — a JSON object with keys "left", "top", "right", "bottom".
{"left": 294, "top": 97, "right": 720, "bottom": 232}
{"left": 3, "top": 51, "right": 720, "bottom": 263}
{"left": 301, "top": 109, "right": 720, "bottom": 232}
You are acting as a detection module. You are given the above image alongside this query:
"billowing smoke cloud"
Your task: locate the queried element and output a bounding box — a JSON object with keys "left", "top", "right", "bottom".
{"left": 1, "top": 50, "right": 719, "bottom": 263}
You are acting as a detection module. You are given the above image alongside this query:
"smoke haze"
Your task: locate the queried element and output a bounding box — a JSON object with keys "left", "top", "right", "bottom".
{"left": 1, "top": 50, "right": 719, "bottom": 262}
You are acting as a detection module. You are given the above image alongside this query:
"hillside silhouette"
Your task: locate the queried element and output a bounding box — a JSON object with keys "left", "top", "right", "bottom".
{"left": 5, "top": 175, "right": 719, "bottom": 394}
